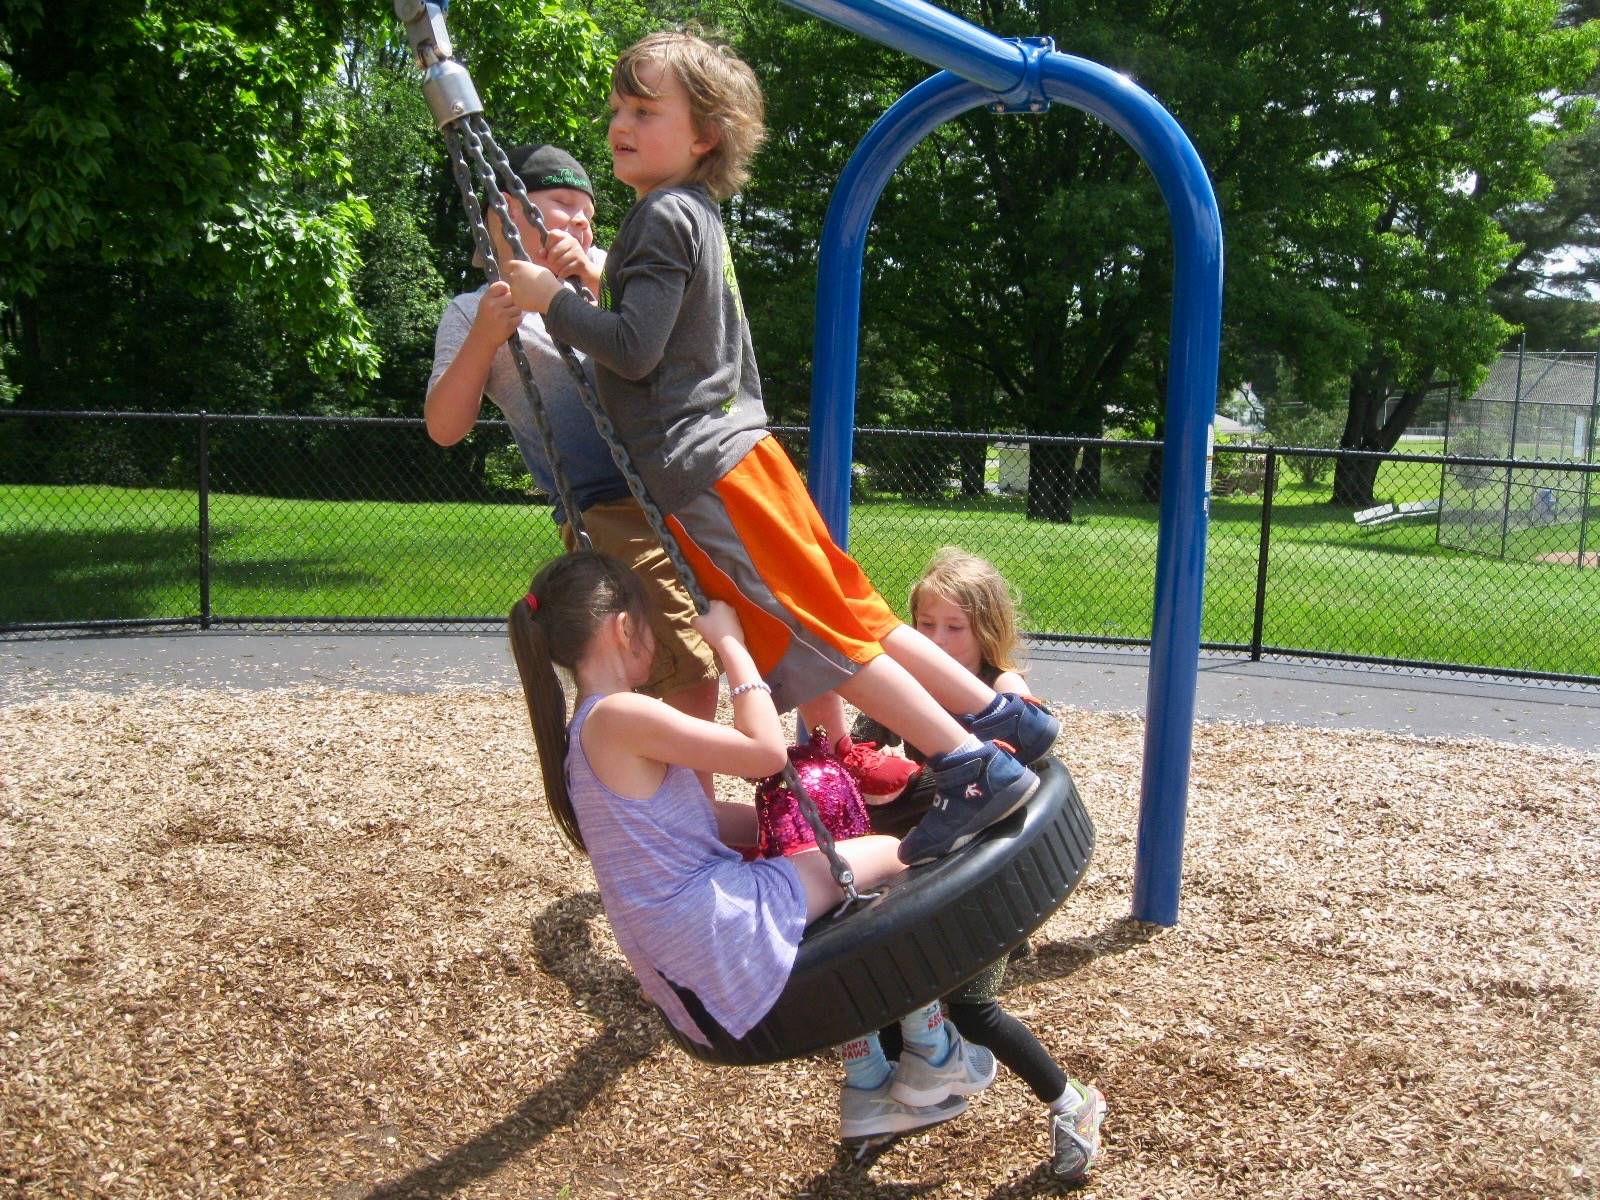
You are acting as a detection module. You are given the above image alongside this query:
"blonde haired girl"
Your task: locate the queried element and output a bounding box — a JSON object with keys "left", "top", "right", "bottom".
{"left": 908, "top": 547, "right": 1028, "bottom": 693}
{"left": 855, "top": 547, "right": 1108, "bottom": 1182}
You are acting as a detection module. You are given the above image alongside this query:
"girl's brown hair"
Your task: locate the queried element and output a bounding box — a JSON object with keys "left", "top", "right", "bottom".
{"left": 507, "top": 551, "right": 653, "bottom": 855}
{"left": 612, "top": 30, "right": 765, "bottom": 200}
{"left": 908, "top": 546, "right": 1026, "bottom": 676}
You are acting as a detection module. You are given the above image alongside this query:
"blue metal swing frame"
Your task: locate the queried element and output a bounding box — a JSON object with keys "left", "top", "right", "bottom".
{"left": 781, "top": 0, "right": 1224, "bottom": 925}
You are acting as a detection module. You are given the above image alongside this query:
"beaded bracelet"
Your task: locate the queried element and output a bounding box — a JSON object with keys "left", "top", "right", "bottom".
{"left": 729, "top": 680, "right": 772, "bottom": 699}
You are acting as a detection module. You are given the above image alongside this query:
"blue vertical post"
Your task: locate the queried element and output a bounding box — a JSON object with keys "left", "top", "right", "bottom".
{"left": 789, "top": 0, "right": 1222, "bottom": 925}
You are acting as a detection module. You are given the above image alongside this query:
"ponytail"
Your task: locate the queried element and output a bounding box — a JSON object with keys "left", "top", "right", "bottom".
{"left": 506, "top": 551, "right": 654, "bottom": 856}
{"left": 509, "top": 597, "right": 585, "bottom": 854}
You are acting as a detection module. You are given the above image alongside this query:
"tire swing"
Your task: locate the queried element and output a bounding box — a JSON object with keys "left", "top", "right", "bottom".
{"left": 667, "top": 759, "right": 1094, "bottom": 1066}
{"left": 395, "top": 0, "right": 1096, "bottom": 1068}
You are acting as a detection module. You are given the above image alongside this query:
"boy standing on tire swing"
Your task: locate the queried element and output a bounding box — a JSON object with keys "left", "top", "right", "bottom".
{"left": 426, "top": 143, "right": 921, "bottom": 814}
{"left": 502, "top": 38, "right": 1061, "bottom": 873}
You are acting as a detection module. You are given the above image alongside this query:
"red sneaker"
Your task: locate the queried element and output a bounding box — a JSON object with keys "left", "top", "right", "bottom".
{"left": 836, "top": 734, "right": 920, "bottom": 800}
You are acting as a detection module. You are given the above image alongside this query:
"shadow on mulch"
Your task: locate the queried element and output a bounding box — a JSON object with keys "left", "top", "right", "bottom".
{"left": 363, "top": 892, "right": 662, "bottom": 1199}
{"left": 787, "top": 1141, "right": 1080, "bottom": 1199}
{"left": 1009, "top": 916, "right": 1162, "bottom": 988}
{"left": 790, "top": 1143, "right": 948, "bottom": 1199}
{"left": 358, "top": 910, "right": 1156, "bottom": 1199}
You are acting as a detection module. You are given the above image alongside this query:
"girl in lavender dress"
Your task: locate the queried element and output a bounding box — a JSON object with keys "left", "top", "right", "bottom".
{"left": 509, "top": 550, "right": 996, "bottom": 1143}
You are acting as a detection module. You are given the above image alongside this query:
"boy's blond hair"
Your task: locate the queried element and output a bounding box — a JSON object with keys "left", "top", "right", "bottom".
{"left": 909, "top": 546, "right": 1026, "bottom": 676}
{"left": 613, "top": 30, "right": 765, "bottom": 201}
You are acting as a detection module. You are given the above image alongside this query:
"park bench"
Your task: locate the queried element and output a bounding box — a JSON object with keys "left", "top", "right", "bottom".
{"left": 1353, "top": 498, "right": 1441, "bottom": 528}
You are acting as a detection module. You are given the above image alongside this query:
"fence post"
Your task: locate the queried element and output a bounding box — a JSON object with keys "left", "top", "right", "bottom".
{"left": 1499, "top": 333, "right": 1526, "bottom": 560}
{"left": 1250, "top": 447, "right": 1277, "bottom": 660}
{"left": 198, "top": 410, "right": 211, "bottom": 630}
{"left": 1579, "top": 338, "right": 1598, "bottom": 567}
{"left": 1434, "top": 381, "right": 1452, "bottom": 548}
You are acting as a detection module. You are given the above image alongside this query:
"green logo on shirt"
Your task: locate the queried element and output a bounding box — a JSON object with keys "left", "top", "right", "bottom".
{"left": 721, "top": 231, "right": 744, "bottom": 320}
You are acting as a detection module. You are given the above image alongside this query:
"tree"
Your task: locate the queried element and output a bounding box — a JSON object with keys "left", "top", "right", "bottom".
{"left": 728, "top": 0, "right": 1597, "bottom": 517}
{"left": 0, "top": 1, "right": 618, "bottom": 417}
{"left": 0, "top": 1, "right": 378, "bottom": 389}
{"left": 1308, "top": 1, "right": 1599, "bottom": 506}
{"left": 735, "top": 2, "right": 1177, "bottom": 519}
{"left": 1489, "top": 0, "right": 1600, "bottom": 352}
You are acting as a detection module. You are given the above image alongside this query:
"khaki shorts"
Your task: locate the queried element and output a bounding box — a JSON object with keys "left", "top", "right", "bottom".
{"left": 561, "top": 497, "right": 720, "bottom": 700}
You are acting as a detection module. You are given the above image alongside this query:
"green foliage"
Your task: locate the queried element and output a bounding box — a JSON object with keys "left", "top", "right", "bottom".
{"left": 0, "top": 0, "right": 616, "bottom": 449}
{"left": 482, "top": 439, "right": 536, "bottom": 496}
{"left": 0, "top": 0, "right": 378, "bottom": 378}
{"left": 443, "top": 0, "right": 620, "bottom": 231}
{"left": 330, "top": 64, "right": 450, "bottom": 416}
{"left": 1307, "top": 0, "right": 1598, "bottom": 481}
{"left": 730, "top": 0, "right": 1598, "bottom": 467}
{"left": 1270, "top": 408, "right": 1346, "bottom": 487}
{"left": 6, "top": 0, "right": 1600, "bottom": 518}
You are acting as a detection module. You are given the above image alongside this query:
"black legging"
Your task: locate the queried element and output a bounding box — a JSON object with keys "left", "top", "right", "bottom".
{"left": 880, "top": 998, "right": 1067, "bottom": 1104}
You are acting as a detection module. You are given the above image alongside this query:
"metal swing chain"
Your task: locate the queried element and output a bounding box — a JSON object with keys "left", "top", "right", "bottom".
{"left": 396, "top": 0, "right": 870, "bottom": 909}
{"left": 443, "top": 122, "right": 592, "bottom": 550}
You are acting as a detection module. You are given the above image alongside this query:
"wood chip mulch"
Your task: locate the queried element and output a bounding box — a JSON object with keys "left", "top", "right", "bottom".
{"left": 2, "top": 687, "right": 1596, "bottom": 1199}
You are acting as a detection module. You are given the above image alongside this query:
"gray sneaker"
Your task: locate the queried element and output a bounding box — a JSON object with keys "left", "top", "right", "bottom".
{"left": 888, "top": 1028, "right": 998, "bottom": 1107}
{"left": 839, "top": 1071, "right": 967, "bottom": 1143}
{"left": 1049, "top": 1081, "right": 1108, "bottom": 1182}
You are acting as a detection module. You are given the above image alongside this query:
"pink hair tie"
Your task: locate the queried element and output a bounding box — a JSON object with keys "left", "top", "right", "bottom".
{"left": 524, "top": 592, "right": 539, "bottom": 613}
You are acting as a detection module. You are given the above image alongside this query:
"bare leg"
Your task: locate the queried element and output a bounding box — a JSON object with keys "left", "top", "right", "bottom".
{"left": 711, "top": 798, "right": 758, "bottom": 849}
{"left": 879, "top": 624, "right": 994, "bottom": 713}
{"left": 835, "top": 655, "right": 971, "bottom": 759}
{"left": 789, "top": 835, "right": 904, "bottom": 922}
{"left": 797, "top": 691, "right": 850, "bottom": 747}
{"left": 664, "top": 677, "right": 721, "bottom": 799}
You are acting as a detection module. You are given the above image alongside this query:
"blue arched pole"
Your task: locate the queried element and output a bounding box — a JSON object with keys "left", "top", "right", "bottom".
{"left": 786, "top": 0, "right": 1223, "bottom": 925}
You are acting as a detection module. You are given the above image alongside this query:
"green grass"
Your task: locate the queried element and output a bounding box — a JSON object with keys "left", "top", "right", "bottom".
{"left": 844, "top": 476, "right": 1599, "bottom": 677}
{"left": 1, "top": 484, "right": 565, "bottom": 623}
{"left": 4, "top": 480, "right": 1597, "bottom": 677}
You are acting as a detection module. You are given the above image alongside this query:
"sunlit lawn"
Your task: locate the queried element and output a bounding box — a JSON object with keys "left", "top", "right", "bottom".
{"left": 4, "top": 476, "right": 1596, "bottom": 677}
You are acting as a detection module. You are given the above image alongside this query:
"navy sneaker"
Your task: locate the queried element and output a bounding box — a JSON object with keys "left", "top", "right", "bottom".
{"left": 896, "top": 743, "right": 1039, "bottom": 866}
{"left": 962, "top": 693, "right": 1060, "bottom": 765}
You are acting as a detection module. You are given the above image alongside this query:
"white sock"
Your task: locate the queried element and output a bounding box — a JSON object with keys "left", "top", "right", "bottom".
{"left": 952, "top": 734, "right": 982, "bottom": 756}
{"left": 1049, "top": 1081, "right": 1082, "bottom": 1114}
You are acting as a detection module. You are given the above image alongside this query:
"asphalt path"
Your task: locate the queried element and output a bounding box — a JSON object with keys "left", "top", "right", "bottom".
{"left": 3, "top": 631, "right": 1595, "bottom": 752}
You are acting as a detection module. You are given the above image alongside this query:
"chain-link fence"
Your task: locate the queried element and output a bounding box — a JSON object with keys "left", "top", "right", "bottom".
{"left": 5, "top": 410, "right": 1598, "bottom": 683}
{"left": 1442, "top": 349, "right": 1599, "bottom": 560}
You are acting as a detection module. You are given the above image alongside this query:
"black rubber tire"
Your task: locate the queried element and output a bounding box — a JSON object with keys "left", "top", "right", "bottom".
{"left": 664, "top": 756, "right": 1094, "bottom": 1066}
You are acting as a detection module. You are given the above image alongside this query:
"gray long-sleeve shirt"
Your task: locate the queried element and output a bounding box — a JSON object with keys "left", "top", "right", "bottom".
{"left": 543, "top": 185, "right": 768, "bottom": 516}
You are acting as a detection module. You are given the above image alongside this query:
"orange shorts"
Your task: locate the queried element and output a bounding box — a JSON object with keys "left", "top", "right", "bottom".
{"left": 666, "top": 436, "right": 901, "bottom": 712}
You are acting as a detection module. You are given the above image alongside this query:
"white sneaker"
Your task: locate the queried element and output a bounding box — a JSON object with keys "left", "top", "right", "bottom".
{"left": 888, "top": 1028, "right": 998, "bottom": 1106}
{"left": 839, "top": 1070, "right": 967, "bottom": 1142}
